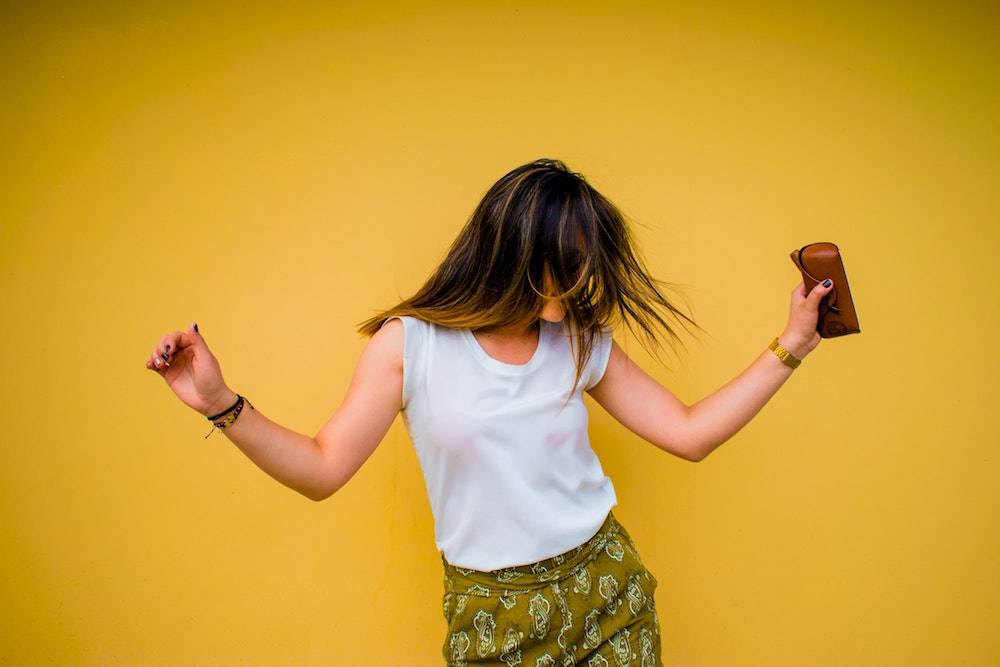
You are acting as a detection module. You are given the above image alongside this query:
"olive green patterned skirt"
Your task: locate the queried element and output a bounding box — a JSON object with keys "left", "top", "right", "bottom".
{"left": 440, "top": 510, "right": 662, "bottom": 666}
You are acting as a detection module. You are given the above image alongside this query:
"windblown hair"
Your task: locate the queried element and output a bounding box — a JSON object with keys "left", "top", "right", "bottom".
{"left": 358, "top": 157, "right": 705, "bottom": 398}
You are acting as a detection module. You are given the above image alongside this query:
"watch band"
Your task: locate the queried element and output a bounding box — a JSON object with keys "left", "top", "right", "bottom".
{"left": 768, "top": 336, "right": 802, "bottom": 369}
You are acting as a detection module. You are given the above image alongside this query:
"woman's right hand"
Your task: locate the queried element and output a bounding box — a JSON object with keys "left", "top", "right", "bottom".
{"left": 144, "top": 322, "right": 236, "bottom": 417}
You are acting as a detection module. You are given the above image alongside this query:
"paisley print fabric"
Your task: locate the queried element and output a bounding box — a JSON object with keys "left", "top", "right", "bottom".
{"left": 440, "top": 510, "right": 662, "bottom": 666}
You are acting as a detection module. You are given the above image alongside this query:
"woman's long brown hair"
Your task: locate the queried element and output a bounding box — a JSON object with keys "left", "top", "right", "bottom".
{"left": 358, "top": 157, "right": 706, "bottom": 399}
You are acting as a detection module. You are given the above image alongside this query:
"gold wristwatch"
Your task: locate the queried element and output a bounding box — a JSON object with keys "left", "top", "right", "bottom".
{"left": 769, "top": 336, "right": 802, "bottom": 369}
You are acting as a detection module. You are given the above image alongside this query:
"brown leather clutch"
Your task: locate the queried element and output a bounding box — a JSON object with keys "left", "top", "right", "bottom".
{"left": 789, "top": 242, "right": 861, "bottom": 338}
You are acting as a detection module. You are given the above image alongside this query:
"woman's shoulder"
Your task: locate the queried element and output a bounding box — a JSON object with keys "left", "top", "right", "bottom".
{"left": 380, "top": 314, "right": 428, "bottom": 327}
{"left": 377, "top": 315, "right": 438, "bottom": 349}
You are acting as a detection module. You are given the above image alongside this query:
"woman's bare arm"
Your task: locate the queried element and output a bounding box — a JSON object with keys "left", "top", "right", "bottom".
{"left": 588, "top": 334, "right": 810, "bottom": 462}
{"left": 187, "top": 320, "right": 403, "bottom": 501}
{"left": 311, "top": 318, "right": 404, "bottom": 499}
{"left": 587, "top": 281, "right": 830, "bottom": 462}
{"left": 586, "top": 340, "right": 698, "bottom": 462}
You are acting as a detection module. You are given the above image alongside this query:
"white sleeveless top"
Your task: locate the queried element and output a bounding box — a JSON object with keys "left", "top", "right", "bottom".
{"left": 382, "top": 315, "right": 617, "bottom": 570}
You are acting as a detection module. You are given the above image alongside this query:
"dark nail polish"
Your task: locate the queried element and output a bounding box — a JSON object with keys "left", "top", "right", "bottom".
{"left": 822, "top": 279, "right": 831, "bottom": 287}
{"left": 161, "top": 352, "right": 169, "bottom": 361}
{"left": 165, "top": 344, "right": 170, "bottom": 351}
{"left": 194, "top": 323, "right": 199, "bottom": 333}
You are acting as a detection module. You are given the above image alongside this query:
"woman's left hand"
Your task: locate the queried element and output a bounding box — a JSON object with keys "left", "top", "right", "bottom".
{"left": 779, "top": 279, "right": 835, "bottom": 360}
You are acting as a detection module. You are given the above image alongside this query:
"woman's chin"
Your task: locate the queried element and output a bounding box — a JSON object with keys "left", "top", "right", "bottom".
{"left": 539, "top": 308, "right": 566, "bottom": 323}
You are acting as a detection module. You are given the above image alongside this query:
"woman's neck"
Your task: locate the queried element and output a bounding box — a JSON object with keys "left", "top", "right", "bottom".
{"left": 475, "top": 318, "right": 540, "bottom": 340}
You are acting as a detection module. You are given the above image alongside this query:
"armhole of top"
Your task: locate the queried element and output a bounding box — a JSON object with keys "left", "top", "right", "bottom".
{"left": 380, "top": 316, "right": 410, "bottom": 409}
{"left": 585, "top": 326, "right": 614, "bottom": 391}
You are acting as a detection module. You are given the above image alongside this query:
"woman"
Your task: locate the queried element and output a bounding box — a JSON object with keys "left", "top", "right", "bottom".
{"left": 144, "top": 158, "right": 833, "bottom": 665}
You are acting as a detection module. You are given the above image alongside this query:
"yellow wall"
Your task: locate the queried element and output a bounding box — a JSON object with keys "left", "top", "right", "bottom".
{"left": 2, "top": 3, "right": 996, "bottom": 665}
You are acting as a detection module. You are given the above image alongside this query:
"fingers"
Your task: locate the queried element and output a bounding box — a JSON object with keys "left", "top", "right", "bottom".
{"left": 145, "top": 323, "right": 202, "bottom": 373}
{"left": 146, "top": 328, "right": 186, "bottom": 371}
{"left": 792, "top": 279, "right": 833, "bottom": 306}
{"left": 146, "top": 354, "right": 166, "bottom": 372}
{"left": 148, "top": 344, "right": 170, "bottom": 371}
{"left": 151, "top": 333, "right": 178, "bottom": 369}
{"left": 177, "top": 322, "right": 202, "bottom": 353}
{"left": 807, "top": 278, "right": 834, "bottom": 303}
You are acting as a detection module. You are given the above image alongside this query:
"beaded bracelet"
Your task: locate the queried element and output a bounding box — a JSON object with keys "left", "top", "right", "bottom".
{"left": 203, "top": 393, "right": 255, "bottom": 439}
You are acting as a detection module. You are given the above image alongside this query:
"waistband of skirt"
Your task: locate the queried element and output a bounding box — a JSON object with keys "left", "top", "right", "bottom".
{"left": 440, "top": 509, "right": 622, "bottom": 595}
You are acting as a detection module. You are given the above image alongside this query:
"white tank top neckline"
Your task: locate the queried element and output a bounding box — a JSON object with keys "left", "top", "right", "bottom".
{"left": 459, "top": 320, "right": 551, "bottom": 373}
{"left": 382, "top": 314, "right": 617, "bottom": 571}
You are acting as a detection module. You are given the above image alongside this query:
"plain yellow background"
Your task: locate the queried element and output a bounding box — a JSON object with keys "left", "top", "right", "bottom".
{"left": 2, "top": 3, "right": 997, "bottom": 665}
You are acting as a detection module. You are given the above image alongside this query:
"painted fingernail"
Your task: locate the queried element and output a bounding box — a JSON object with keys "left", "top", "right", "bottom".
{"left": 822, "top": 279, "right": 831, "bottom": 287}
{"left": 160, "top": 353, "right": 169, "bottom": 361}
